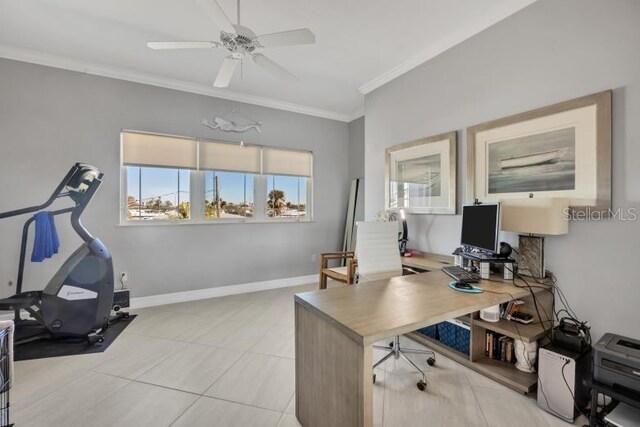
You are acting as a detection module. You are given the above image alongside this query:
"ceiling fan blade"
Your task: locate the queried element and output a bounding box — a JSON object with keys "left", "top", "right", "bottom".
{"left": 251, "top": 53, "right": 298, "bottom": 81}
{"left": 147, "top": 41, "right": 221, "bottom": 50}
{"left": 255, "top": 29, "right": 315, "bottom": 48}
{"left": 213, "top": 57, "right": 239, "bottom": 87}
{"left": 194, "top": 0, "right": 236, "bottom": 34}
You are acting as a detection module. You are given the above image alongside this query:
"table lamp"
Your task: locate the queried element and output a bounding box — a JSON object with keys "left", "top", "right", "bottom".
{"left": 501, "top": 198, "right": 569, "bottom": 278}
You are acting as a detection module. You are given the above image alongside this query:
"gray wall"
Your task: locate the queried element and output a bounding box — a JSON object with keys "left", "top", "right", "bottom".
{"left": 0, "top": 59, "right": 350, "bottom": 298}
{"left": 364, "top": 0, "right": 640, "bottom": 341}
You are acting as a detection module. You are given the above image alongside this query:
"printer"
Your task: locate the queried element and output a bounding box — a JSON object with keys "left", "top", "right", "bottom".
{"left": 593, "top": 333, "right": 640, "bottom": 394}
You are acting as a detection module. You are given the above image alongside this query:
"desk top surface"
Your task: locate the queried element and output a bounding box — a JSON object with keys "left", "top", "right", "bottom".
{"left": 295, "top": 270, "right": 543, "bottom": 345}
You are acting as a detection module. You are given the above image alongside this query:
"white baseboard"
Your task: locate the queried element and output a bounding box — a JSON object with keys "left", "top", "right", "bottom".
{"left": 130, "top": 274, "right": 319, "bottom": 309}
{"left": 0, "top": 274, "right": 319, "bottom": 320}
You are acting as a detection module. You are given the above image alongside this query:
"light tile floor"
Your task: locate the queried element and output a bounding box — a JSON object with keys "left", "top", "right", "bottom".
{"left": 12, "top": 283, "right": 587, "bottom": 426}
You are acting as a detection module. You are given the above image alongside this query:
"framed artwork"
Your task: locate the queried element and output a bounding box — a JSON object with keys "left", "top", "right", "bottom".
{"left": 466, "top": 91, "right": 611, "bottom": 214}
{"left": 385, "top": 131, "right": 457, "bottom": 214}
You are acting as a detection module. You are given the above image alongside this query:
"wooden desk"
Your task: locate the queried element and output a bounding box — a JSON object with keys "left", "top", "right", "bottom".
{"left": 294, "top": 270, "right": 547, "bottom": 427}
{"left": 401, "top": 252, "right": 454, "bottom": 271}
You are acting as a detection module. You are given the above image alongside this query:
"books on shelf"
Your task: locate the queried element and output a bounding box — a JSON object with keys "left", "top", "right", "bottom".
{"left": 485, "top": 330, "right": 516, "bottom": 364}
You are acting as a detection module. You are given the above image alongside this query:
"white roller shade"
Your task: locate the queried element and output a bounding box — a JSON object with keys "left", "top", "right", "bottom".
{"left": 122, "top": 132, "right": 197, "bottom": 169}
{"left": 263, "top": 147, "right": 312, "bottom": 177}
{"left": 199, "top": 140, "right": 261, "bottom": 174}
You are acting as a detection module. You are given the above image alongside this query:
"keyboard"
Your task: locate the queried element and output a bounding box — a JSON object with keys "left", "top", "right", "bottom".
{"left": 441, "top": 266, "right": 480, "bottom": 283}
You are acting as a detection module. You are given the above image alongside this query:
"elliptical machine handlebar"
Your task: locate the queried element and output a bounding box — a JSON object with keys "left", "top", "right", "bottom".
{"left": 0, "top": 163, "right": 103, "bottom": 220}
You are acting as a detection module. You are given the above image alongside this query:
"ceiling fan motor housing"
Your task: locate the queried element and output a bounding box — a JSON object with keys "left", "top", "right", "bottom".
{"left": 221, "top": 25, "right": 259, "bottom": 54}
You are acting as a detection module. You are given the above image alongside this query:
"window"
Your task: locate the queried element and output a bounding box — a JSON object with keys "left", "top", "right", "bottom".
{"left": 121, "top": 131, "right": 313, "bottom": 224}
{"left": 127, "top": 166, "right": 191, "bottom": 221}
{"left": 266, "top": 175, "right": 308, "bottom": 218}
{"left": 205, "top": 171, "right": 254, "bottom": 218}
{"left": 262, "top": 147, "right": 312, "bottom": 220}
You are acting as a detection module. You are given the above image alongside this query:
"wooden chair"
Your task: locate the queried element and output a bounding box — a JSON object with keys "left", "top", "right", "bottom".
{"left": 318, "top": 252, "right": 357, "bottom": 289}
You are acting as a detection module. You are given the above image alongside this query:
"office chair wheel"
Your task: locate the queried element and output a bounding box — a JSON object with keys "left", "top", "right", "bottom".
{"left": 427, "top": 357, "right": 436, "bottom": 367}
{"left": 417, "top": 380, "right": 427, "bottom": 391}
{"left": 389, "top": 341, "right": 394, "bottom": 348}
{"left": 372, "top": 374, "right": 376, "bottom": 384}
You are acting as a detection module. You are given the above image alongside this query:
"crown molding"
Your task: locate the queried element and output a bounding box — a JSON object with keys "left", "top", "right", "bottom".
{"left": 346, "top": 106, "right": 365, "bottom": 123}
{"left": 0, "top": 45, "right": 352, "bottom": 122}
{"left": 358, "top": 0, "right": 537, "bottom": 95}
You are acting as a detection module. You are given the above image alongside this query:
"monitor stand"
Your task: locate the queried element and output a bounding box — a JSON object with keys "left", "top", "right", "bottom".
{"left": 456, "top": 250, "right": 516, "bottom": 280}
{"left": 462, "top": 251, "right": 500, "bottom": 261}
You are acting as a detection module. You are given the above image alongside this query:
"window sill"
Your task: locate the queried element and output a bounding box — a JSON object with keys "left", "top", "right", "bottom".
{"left": 118, "top": 218, "right": 314, "bottom": 226}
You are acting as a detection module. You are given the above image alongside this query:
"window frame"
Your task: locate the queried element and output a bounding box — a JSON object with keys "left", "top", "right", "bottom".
{"left": 119, "top": 131, "right": 313, "bottom": 226}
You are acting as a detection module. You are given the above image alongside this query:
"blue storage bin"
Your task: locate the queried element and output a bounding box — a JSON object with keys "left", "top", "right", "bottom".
{"left": 439, "top": 319, "right": 470, "bottom": 355}
{"left": 417, "top": 324, "right": 438, "bottom": 339}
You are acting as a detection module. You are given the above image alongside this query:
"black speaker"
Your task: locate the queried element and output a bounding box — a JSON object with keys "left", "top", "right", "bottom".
{"left": 499, "top": 242, "right": 513, "bottom": 258}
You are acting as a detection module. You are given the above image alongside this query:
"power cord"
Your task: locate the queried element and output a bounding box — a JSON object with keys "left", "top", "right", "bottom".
{"left": 561, "top": 360, "right": 590, "bottom": 420}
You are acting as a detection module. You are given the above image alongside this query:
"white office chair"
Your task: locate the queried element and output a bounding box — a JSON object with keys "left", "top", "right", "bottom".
{"left": 354, "top": 221, "right": 436, "bottom": 391}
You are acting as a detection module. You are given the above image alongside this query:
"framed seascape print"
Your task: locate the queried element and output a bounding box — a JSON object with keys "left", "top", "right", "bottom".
{"left": 466, "top": 91, "right": 611, "bottom": 214}
{"left": 385, "top": 131, "right": 457, "bottom": 214}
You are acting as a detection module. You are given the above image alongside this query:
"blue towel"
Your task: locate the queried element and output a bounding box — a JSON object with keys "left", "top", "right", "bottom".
{"left": 31, "top": 212, "right": 60, "bottom": 262}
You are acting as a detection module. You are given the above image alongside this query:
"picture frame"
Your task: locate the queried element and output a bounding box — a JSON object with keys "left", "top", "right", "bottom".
{"left": 466, "top": 91, "right": 611, "bottom": 215}
{"left": 385, "top": 131, "right": 457, "bottom": 214}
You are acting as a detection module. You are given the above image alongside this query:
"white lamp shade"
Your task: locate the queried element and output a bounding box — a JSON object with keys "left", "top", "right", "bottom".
{"left": 501, "top": 198, "right": 569, "bottom": 235}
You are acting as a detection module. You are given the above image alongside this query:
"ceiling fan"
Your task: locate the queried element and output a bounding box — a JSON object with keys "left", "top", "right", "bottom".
{"left": 147, "top": 0, "right": 315, "bottom": 88}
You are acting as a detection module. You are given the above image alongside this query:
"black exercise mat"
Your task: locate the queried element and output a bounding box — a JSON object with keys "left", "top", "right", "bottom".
{"left": 14, "top": 314, "right": 136, "bottom": 361}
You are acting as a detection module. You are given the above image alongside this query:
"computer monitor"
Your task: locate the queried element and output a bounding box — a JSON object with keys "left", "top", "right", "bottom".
{"left": 460, "top": 203, "right": 501, "bottom": 255}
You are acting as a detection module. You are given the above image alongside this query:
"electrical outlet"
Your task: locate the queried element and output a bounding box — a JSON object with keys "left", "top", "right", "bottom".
{"left": 120, "top": 272, "right": 128, "bottom": 283}
{"left": 311, "top": 254, "right": 317, "bottom": 263}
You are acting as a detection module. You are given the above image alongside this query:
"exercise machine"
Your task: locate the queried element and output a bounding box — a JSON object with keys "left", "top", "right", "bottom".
{"left": 0, "top": 163, "right": 122, "bottom": 344}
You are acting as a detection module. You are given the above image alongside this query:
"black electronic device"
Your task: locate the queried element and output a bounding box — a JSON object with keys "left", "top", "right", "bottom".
{"left": 460, "top": 203, "right": 501, "bottom": 256}
{"left": 454, "top": 281, "right": 473, "bottom": 290}
{"left": 553, "top": 320, "right": 590, "bottom": 352}
{"left": 510, "top": 311, "right": 534, "bottom": 324}
{"left": 441, "top": 265, "right": 480, "bottom": 283}
{"left": 113, "top": 289, "right": 130, "bottom": 311}
{"left": 537, "top": 344, "right": 592, "bottom": 422}
{"left": 499, "top": 242, "right": 513, "bottom": 258}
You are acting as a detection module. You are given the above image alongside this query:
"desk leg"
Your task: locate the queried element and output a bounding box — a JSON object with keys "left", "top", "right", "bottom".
{"left": 295, "top": 302, "right": 372, "bottom": 427}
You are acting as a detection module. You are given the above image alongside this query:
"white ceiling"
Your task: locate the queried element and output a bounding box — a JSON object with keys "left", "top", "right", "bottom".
{"left": 0, "top": 0, "right": 535, "bottom": 121}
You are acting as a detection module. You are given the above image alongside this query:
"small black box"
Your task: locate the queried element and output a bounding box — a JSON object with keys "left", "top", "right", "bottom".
{"left": 113, "top": 289, "right": 130, "bottom": 310}
{"left": 553, "top": 325, "right": 588, "bottom": 352}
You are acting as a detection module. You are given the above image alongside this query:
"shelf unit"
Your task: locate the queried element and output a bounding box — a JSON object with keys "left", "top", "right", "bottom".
{"left": 402, "top": 261, "right": 554, "bottom": 394}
